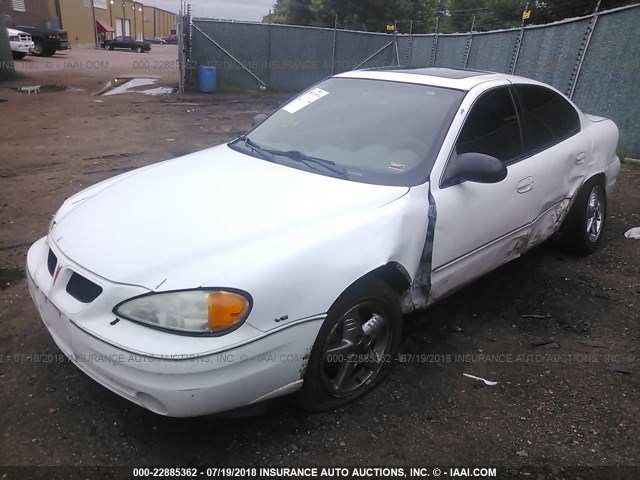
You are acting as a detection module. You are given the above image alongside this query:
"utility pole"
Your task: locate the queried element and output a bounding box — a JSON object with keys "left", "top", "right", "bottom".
{"left": 54, "top": 0, "right": 63, "bottom": 29}
{"left": 91, "top": 0, "right": 98, "bottom": 48}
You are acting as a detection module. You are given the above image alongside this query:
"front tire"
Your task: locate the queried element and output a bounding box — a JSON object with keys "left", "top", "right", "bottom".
{"left": 31, "top": 41, "right": 45, "bottom": 56}
{"left": 297, "top": 280, "right": 402, "bottom": 412}
{"left": 136, "top": 46, "right": 143, "bottom": 53}
{"left": 12, "top": 51, "right": 26, "bottom": 60}
{"left": 560, "top": 177, "right": 607, "bottom": 254}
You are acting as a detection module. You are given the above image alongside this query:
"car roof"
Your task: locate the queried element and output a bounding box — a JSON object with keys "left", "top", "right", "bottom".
{"left": 336, "top": 67, "right": 514, "bottom": 91}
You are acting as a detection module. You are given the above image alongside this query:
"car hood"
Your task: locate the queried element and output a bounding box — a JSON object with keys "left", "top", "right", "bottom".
{"left": 8, "top": 28, "right": 29, "bottom": 36}
{"left": 52, "top": 145, "right": 409, "bottom": 289}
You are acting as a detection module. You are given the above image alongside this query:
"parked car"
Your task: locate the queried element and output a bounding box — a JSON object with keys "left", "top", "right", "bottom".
{"left": 7, "top": 27, "right": 34, "bottom": 59}
{"left": 4, "top": 14, "right": 68, "bottom": 56}
{"left": 27, "top": 68, "right": 620, "bottom": 417}
{"left": 163, "top": 33, "right": 178, "bottom": 44}
{"left": 15, "top": 25, "right": 68, "bottom": 56}
{"left": 102, "top": 36, "right": 151, "bottom": 53}
{"left": 144, "top": 36, "right": 167, "bottom": 45}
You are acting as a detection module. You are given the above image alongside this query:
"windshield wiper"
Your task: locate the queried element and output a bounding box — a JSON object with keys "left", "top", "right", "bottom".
{"left": 231, "top": 136, "right": 347, "bottom": 178}
{"left": 267, "top": 149, "right": 347, "bottom": 178}
{"left": 232, "top": 135, "right": 275, "bottom": 162}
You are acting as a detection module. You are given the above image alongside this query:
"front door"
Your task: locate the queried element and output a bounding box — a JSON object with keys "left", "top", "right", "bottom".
{"left": 429, "top": 86, "right": 540, "bottom": 301}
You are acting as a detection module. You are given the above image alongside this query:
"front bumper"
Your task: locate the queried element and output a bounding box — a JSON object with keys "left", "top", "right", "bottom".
{"left": 11, "top": 41, "right": 34, "bottom": 53}
{"left": 27, "top": 237, "right": 321, "bottom": 416}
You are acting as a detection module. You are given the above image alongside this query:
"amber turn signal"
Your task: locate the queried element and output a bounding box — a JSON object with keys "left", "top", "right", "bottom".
{"left": 207, "top": 291, "right": 249, "bottom": 331}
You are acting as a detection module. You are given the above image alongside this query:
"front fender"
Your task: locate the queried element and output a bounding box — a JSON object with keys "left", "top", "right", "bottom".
{"left": 216, "top": 182, "right": 431, "bottom": 333}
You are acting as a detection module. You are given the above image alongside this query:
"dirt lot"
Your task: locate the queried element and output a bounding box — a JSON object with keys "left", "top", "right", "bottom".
{"left": 0, "top": 48, "right": 638, "bottom": 477}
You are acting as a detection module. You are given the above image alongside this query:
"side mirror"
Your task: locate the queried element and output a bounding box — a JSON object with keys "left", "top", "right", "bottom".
{"left": 442, "top": 152, "right": 507, "bottom": 188}
{"left": 252, "top": 113, "right": 268, "bottom": 127}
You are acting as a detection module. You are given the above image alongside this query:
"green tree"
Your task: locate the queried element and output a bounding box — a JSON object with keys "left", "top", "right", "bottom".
{"left": 264, "top": 0, "right": 440, "bottom": 33}
{"left": 263, "top": 0, "right": 637, "bottom": 32}
{"left": 530, "top": 0, "right": 635, "bottom": 25}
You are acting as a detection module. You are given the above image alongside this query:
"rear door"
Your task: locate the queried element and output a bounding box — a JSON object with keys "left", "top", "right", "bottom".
{"left": 512, "top": 84, "right": 587, "bottom": 244}
{"left": 429, "top": 85, "right": 540, "bottom": 301}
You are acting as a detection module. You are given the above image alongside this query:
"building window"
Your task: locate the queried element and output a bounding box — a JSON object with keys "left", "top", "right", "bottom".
{"left": 12, "top": 0, "right": 26, "bottom": 12}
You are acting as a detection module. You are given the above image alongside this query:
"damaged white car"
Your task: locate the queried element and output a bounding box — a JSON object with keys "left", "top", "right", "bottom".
{"left": 27, "top": 68, "right": 620, "bottom": 417}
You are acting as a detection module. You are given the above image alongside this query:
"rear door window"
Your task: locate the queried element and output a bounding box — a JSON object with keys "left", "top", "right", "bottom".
{"left": 515, "top": 85, "right": 581, "bottom": 154}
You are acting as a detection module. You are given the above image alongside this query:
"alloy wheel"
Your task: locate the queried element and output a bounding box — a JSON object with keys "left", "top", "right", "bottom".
{"left": 320, "top": 301, "right": 392, "bottom": 397}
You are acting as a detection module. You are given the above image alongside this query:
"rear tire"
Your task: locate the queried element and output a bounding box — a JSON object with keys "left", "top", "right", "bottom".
{"left": 559, "top": 177, "right": 607, "bottom": 255}
{"left": 136, "top": 46, "right": 143, "bottom": 53}
{"left": 297, "top": 280, "right": 402, "bottom": 412}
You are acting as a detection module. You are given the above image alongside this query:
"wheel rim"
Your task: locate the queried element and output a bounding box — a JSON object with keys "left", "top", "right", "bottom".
{"left": 33, "top": 44, "right": 43, "bottom": 54}
{"left": 320, "top": 301, "right": 392, "bottom": 397}
{"left": 586, "top": 185, "right": 604, "bottom": 242}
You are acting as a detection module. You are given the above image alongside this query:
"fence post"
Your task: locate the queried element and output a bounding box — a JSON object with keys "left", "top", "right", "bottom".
{"left": 568, "top": 0, "right": 601, "bottom": 99}
{"left": 187, "top": 3, "right": 193, "bottom": 87}
{"left": 405, "top": 19, "right": 413, "bottom": 67}
{"left": 461, "top": 15, "right": 475, "bottom": 69}
{"left": 430, "top": 15, "right": 440, "bottom": 67}
{"left": 179, "top": 1, "right": 186, "bottom": 93}
{"left": 510, "top": 1, "right": 529, "bottom": 74}
{"left": 393, "top": 20, "right": 400, "bottom": 66}
{"left": 266, "top": 10, "right": 272, "bottom": 89}
{"left": 331, "top": 14, "right": 338, "bottom": 74}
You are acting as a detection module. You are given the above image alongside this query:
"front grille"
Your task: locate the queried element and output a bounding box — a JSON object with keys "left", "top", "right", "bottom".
{"left": 19, "top": 34, "right": 31, "bottom": 42}
{"left": 47, "top": 249, "right": 57, "bottom": 276}
{"left": 66, "top": 273, "right": 103, "bottom": 303}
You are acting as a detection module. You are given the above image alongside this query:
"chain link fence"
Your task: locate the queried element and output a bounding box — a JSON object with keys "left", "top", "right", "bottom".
{"left": 181, "top": 3, "right": 639, "bottom": 156}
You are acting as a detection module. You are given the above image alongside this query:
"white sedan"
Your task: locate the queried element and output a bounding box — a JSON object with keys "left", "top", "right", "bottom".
{"left": 27, "top": 68, "right": 620, "bottom": 417}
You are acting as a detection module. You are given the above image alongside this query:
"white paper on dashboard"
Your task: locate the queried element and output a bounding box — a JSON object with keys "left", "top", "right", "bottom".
{"left": 282, "top": 88, "right": 329, "bottom": 114}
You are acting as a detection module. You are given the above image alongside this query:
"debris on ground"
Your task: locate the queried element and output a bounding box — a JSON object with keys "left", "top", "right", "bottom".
{"left": 624, "top": 227, "right": 640, "bottom": 239}
{"left": 463, "top": 373, "right": 498, "bottom": 386}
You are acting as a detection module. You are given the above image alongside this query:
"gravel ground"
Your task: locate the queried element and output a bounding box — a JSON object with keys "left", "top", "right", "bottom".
{"left": 0, "top": 47, "right": 638, "bottom": 479}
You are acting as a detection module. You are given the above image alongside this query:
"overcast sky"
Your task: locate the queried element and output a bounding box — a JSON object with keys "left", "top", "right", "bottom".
{"left": 141, "top": 0, "right": 275, "bottom": 21}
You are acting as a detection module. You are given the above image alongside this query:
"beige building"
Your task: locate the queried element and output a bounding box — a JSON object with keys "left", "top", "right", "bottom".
{"left": 49, "top": 0, "right": 177, "bottom": 47}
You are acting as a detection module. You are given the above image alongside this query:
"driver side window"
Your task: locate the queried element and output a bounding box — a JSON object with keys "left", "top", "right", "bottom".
{"left": 456, "top": 87, "right": 523, "bottom": 164}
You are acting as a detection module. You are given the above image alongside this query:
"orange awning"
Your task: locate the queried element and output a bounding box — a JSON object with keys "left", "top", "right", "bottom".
{"left": 96, "top": 20, "right": 115, "bottom": 33}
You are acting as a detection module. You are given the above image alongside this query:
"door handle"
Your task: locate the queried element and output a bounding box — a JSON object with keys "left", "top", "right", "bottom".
{"left": 517, "top": 177, "right": 534, "bottom": 194}
{"left": 576, "top": 152, "right": 586, "bottom": 165}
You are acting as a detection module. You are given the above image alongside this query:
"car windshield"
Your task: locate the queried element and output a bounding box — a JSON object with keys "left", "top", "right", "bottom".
{"left": 230, "top": 77, "right": 464, "bottom": 186}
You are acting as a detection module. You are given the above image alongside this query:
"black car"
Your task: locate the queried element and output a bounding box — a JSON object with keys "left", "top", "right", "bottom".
{"left": 102, "top": 36, "right": 151, "bottom": 53}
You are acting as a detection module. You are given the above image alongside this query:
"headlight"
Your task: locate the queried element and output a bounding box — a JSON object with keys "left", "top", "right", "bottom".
{"left": 114, "top": 289, "right": 251, "bottom": 335}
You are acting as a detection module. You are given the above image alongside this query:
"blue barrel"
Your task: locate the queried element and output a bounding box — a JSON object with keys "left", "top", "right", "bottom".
{"left": 198, "top": 65, "right": 217, "bottom": 93}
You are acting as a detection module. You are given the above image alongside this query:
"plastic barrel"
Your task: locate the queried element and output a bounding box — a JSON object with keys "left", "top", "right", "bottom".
{"left": 198, "top": 66, "right": 217, "bottom": 93}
